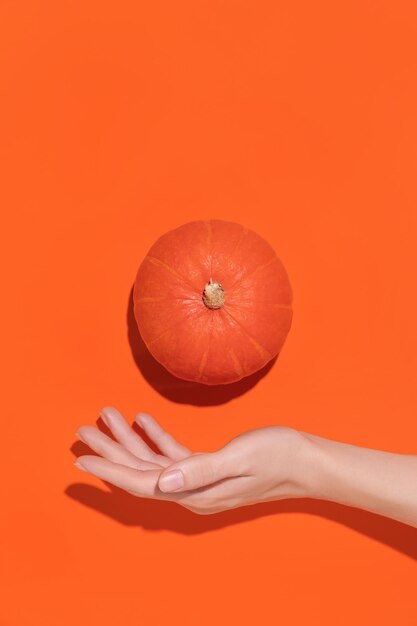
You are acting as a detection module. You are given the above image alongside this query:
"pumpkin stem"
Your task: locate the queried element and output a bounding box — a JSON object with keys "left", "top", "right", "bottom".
{"left": 202, "top": 277, "right": 225, "bottom": 310}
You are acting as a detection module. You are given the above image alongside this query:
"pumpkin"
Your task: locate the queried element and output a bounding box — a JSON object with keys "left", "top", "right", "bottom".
{"left": 133, "top": 219, "right": 293, "bottom": 385}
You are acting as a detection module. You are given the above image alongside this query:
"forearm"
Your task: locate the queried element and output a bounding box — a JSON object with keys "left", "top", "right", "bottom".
{"left": 297, "top": 430, "right": 417, "bottom": 528}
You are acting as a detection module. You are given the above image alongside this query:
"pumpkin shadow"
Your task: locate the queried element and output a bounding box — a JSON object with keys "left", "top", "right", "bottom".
{"left": 67, "top": 440, "right": 417, "bottom": 561}
{"left": 126, "top": 285, "right": 277, "bottom": 406}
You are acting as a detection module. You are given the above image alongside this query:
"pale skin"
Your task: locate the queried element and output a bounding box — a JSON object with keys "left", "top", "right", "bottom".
{"left": 74, "top": 406, "right": 417, "bottom": 528}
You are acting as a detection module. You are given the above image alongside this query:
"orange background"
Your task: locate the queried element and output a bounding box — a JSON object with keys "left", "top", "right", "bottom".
{"left": 1, "top": 1, "right": 417, "bottom": 624}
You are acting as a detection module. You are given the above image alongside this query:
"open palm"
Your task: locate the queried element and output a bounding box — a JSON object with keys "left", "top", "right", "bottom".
{"left": 74, "top": 406, "right": 304, "bottom": 515}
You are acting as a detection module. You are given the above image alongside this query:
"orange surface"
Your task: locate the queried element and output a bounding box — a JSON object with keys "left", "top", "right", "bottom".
{"left": 1, "top": 1, "right": 417, "bottom": 624}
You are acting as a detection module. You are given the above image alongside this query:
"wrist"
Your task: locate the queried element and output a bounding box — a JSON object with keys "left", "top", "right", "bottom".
{"left": 289, "top": 429, "right": 329, "bottom": 500}
{"left": 265, "top": 427, "right": 325, "bottom": 500}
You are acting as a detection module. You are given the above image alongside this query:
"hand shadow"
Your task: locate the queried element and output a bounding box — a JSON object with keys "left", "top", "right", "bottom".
{"left": 66, "top": 432, "right": 417, "bottom": 561}
{"left": 126, "top": 285, "right": 278, "bottom": 406}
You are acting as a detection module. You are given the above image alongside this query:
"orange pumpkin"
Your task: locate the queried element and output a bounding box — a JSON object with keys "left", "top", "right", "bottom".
{"left": 133, "top": 219, "right": 293, "bottom": 385}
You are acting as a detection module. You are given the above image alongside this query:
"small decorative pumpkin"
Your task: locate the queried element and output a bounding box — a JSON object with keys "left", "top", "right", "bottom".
{"left": 133, "top": 219, "right": 293, "bottom": 385}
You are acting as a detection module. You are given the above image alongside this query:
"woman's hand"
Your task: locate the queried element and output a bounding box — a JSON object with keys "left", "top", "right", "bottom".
{"left": 74, "top": 407, "right": 417, "bottom": 526}
{"left": 74, "top": 406, "right": 308, "bottom": 515}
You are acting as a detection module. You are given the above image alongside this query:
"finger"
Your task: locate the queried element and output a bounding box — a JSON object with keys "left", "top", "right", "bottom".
{"left": 158, "top": 448, "right": 240, "bottom": 493}
{"left": 99, "top": 406, "right": 170, "bottom": 466}
{"left": 134, "top": 412, "right": 192, "bottom": 461}
{"left": 76, "top": 425, "right": 162, "bottom": 470}
{"left": 74, "top": 455, "right": 176, "bottom": 500}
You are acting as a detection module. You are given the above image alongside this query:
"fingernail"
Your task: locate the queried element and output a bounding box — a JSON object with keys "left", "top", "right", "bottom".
{"left": 159, "top": 470, "right": 184, "bottom": 492}
{"left": 74, "top": 461, "right": 88, "bottom": 472}
{"left": 100, "top": 410, "right": 111, "bottom": 428}
{"left": 135, "top": 413, "right": 147, "bottom": 428}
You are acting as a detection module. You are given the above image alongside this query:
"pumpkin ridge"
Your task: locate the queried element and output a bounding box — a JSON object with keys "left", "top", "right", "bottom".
{"left": 135, "top": 296, "right": 166, "bottom": 303}
{"left": 223, "top": 307, "right": 273, "bottom": 361}
{"left": 228, "top": 347, "right": 245, "bottom": 377}
{"left": 145, "top": 255, "right": 200, "bottom": 293}
{"left": 197, "top": 346, "right": 209, "bottom": 380}
{"left": 225, "top": 226, "right": 250, "bottom": 262}
{"left": 146, "top": 307, "right": 207, "bottom": 347}
{"left": 226, "top": 301, "right": 292, "bottom": 309}
{"left": 135, "top": 296, "right": 202, "bottom": 303}
{"left": 196, "top": 313, "right": 213, "bottom": 381}
{"left": 227, "top": 254, "right": 278, "bottom": 291}
{"left": 209, "top": 226, "right": 249, "bottom": 287}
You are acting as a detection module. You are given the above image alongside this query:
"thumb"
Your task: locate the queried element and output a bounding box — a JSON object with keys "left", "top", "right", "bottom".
{"left": 158, "top": 450, "right": 231, "bottom": 493}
